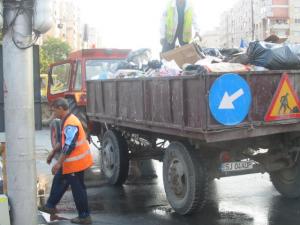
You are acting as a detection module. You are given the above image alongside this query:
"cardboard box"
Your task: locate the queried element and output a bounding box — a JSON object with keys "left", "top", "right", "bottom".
{"left": 161, "top": 43, "right": 205, "bottom": 68}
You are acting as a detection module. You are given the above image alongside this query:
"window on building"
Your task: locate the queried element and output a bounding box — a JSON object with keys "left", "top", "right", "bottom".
{"left": 295, "top": 7, "right": 300, "bottom": 14}
{"left": 275, "top": 30, "right": 287, "bottom": 37}
{"left": 274, "top": 19, "right": 288, "bottom": 25}
{"left": 294, "top": 31, "right": 300, "bottom": 37}
{"left": 295, "top": 19, "right": 300, "bottom": 24}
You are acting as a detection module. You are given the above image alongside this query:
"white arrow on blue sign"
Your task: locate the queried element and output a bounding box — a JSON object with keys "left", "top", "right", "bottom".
{"left": 209, "top": 73, "right": 252, "bottom": 126}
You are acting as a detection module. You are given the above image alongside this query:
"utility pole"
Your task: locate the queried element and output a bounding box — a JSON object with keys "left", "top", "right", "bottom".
{"left": 251, "top": 0, "right": 255, "bottom": 40}
{"left": 3, "top": 0, "right": 37, "bottom": 225}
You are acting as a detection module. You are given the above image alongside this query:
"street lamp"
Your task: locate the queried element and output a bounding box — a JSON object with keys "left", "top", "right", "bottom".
{"left": 33, "top": 0, "right": 53, "bottom": 34}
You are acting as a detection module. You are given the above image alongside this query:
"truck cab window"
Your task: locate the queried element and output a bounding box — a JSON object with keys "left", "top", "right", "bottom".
{"left": 85, "top": 59, "right": 122, "bottom": 80}
{"left": 50, "top": 63, "right": 71, "bottom": 95}
{"left": 74, "top": 61, "right": 82, "bottom": 91}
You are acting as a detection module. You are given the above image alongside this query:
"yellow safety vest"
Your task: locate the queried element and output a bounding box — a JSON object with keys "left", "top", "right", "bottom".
{"left": 62, "top": 114, "right": 93, "bottom": 174}
{"left": 166, "top": 1, "right": 193, "bottom": 43}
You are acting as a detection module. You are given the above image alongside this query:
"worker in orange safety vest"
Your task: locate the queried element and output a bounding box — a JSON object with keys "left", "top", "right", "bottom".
{"left": 39, "top": 97, "right": 93, "bottom": 224}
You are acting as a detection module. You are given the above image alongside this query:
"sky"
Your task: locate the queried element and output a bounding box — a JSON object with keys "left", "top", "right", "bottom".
{"left": 79, "top": 0, "right": 239, "bottom": 54}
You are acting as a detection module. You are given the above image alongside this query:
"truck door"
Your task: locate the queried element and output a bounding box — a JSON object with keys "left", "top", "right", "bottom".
{"left": 47, "top": 60, "right": 74, "bottom": 102}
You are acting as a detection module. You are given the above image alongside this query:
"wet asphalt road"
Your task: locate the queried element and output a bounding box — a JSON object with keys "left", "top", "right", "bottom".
{"left": 31, "top": 130, "right": 300, "bottom": 225}
{"left": 49, "top": 165, "right": 300, "bottom": 225}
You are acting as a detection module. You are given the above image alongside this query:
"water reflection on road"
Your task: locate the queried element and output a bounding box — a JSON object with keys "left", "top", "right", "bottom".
{"left": 36, "top": 147, "right": 300, "bottom": 225}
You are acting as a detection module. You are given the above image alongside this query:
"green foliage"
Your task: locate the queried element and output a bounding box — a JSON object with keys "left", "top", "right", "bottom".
{"left": 39, "top": 48, "right": 50, "bottom": 74}
{"left": 40, "top": 37, "right": 71, "bottom": 74}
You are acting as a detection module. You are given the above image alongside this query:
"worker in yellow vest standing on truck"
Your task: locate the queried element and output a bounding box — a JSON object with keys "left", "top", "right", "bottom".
{"left": 39, "top": 98, "right": 93, "bottom": 224}
{"left": 160, "top": 0, "right": 201, "bottom": 53}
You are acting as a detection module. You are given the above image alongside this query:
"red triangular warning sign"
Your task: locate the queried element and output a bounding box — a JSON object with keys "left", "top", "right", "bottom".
{"left": 265, "top": 73, "right": 300, "bottom": 122}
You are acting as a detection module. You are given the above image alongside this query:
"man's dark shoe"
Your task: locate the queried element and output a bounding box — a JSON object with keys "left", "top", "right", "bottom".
{"left": 71, "top": 216, "right": 92, "bottom": 224}
{"left": 38, "top": 205, "right": 56, "bottom": 215}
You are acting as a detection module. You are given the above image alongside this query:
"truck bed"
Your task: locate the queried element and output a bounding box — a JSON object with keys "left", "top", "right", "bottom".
{"left": 86, "top": 70, "right": 300, "bottom": 143}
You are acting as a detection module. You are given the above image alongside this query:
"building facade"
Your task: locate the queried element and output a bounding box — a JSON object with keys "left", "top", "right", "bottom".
{"left": 82, "top": 25, "right": 103, "bottom": 49}
{"left": 219, "top": 0, "right": 300, "bottom": 48}
{"left": 219, "top": 0, "right": 253, "bottom": 48}
{"left": 42, "top": 0, "right": 83, "bottom": 50}
{"left": 289, "top": 0, "right": 300, "bottom": 43}
{"left": 201, "top": 30, "right": 222, "bottom": 48}
{"left": 254, "top": 0, "right": 289, "bottom": 41}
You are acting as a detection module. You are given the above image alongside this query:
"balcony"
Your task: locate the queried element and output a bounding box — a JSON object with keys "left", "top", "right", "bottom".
{"left": 271, "top": 8, "right": 289, "bottom": 18}
{"left": 270, "top": 23, "right": 289, "bottom": 29}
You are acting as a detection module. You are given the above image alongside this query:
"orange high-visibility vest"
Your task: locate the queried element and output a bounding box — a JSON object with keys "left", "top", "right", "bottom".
{"left": 61, "top": 114, "right": 93, "bottom": 174}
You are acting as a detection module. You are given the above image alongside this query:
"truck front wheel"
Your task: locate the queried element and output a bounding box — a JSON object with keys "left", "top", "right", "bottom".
{"left": 163, "top": 142, "right": 208, "bottom": 215}
{"left": 270, "top": 155, "right": 300, "bottom": 198}
{"left": 101, "top": 130, "right": 129, "bottom": 185}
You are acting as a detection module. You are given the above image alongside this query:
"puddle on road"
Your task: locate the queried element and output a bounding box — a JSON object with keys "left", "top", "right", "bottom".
{"left": 218, "top": 211, "right": 254, "bottom": 222}
{"left": 153, "top": 206, "right": 173, "bottom": 215}
{"left": 36, "top": 158, "right": 299, "bottom": 225}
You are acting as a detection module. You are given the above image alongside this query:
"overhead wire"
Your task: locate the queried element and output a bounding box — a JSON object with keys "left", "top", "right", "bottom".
{"left": 3, "top": 0, "right": 40, "bottom": 49}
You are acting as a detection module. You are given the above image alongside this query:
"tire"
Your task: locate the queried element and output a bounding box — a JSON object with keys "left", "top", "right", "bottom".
{"left": 67, "top": 97, "right": 87, "bottom": 131}
{"left": 101, "top": 130, "right": 129, "bottom": 185}
{"left": 50, "top": 119, "right": 61, "bottom": 148}
{"left": 270, "top": 156, "right": 300, "bottom": 198}
{"left": 163, "top": 142, "right": 208, "bottom": 215}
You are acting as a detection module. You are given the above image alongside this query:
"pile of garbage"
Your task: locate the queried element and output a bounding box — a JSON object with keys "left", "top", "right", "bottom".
{"left": 247, "top": 41, "right": 300, "bottom": 70}
{"left": 91, "top": 35, "right": 300, "bottom": 80}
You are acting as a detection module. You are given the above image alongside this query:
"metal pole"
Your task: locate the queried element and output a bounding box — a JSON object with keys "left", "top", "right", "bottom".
{"left": 3, "top": 0, "right": 37, "bottom": 225}
{"left": 251, "top": 0, "right": 255, "bottom": 40}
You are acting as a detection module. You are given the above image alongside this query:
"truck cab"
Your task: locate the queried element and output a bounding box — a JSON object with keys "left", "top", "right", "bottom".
{"left": 47, "top": 48, "right": 130, "bottom": 105}
{"left": 46, "top": 48, "right": 130, "bottom": 148}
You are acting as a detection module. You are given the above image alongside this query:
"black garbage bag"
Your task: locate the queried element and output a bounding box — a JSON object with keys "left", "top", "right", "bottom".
{"left": 117, "top": 61, "right": 138, "bottom": 70}
{"left": 126, "top": 48, "right": 151, "bottom": 70}
{"left": 183, "top": 64, "right": 208, "bottom": 75}
{"left": 147, "top": 60, "right": 162, "bottom": 69}
{"left": 247, "top": 41, "right": 300, "bottom": 70}
{"left": 202, "top": 48, "right": 223, "bottom": 58}
{"left": 220, "top": 48, "right": 243, "bottom": 62}
{"left": 229, "top": 53, "right": 250, "bottom": 65}
{"left": 220, "top": 48, "right": 241, "bottom": 56}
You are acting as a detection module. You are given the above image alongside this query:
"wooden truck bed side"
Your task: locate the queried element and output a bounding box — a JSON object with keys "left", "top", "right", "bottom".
{"left": 86, "top": 70, "right": 300, "bottom": 143}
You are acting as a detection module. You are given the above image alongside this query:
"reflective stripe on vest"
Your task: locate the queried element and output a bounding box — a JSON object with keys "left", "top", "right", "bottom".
{"left": 65, "top": 149, "right": 92, "bottom": 162}
{"left": 166, "top": 2, "right": 193, "bottom": 44}
{"left": 76, "top": 139, "right": 89, "bottom": 147}
{"left": 62, "top": 114, "right": 93, "bottom": 174}
{"left": 183, "top": 8, "right": 193, "bottom": 43}
{"left": 166, "top": 2, "right": 176, "bottom": 43}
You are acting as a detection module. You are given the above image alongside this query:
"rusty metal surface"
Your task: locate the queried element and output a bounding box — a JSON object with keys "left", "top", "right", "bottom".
{"left": 86, "top": 71, "right": 300, "bottom": 142}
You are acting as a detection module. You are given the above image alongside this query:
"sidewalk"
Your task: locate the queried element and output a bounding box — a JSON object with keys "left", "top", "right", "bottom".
{"left": 1, "top": 129, "right": 165, "bottom": 225}
{"left": 0, "top": 128, "right": 103, "bottom": 225}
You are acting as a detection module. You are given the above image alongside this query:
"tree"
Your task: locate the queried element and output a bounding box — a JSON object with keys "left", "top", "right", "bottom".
{"left": 39, "top": 48, "right": 50, "bottom": 74}
{"left": 40, "top": 37, "right": 71, "bottom": 73}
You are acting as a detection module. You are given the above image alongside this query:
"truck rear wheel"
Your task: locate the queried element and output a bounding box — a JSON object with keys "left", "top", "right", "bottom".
{"left": 163, "top": 142, "right": 208, "bottom": 215}
{"left": 67, "top": 98, "right": 87, "bottom": 130}
{"left": 270, "top": 155, "right": 300, "bottom": 198}
{"left": 101, "top": 130, "right": 129, "bottom": 185}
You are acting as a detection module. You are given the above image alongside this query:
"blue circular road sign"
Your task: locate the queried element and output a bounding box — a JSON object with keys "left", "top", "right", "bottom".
{"left": 209, "top": 73, "right": 252, "bottom": 126}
